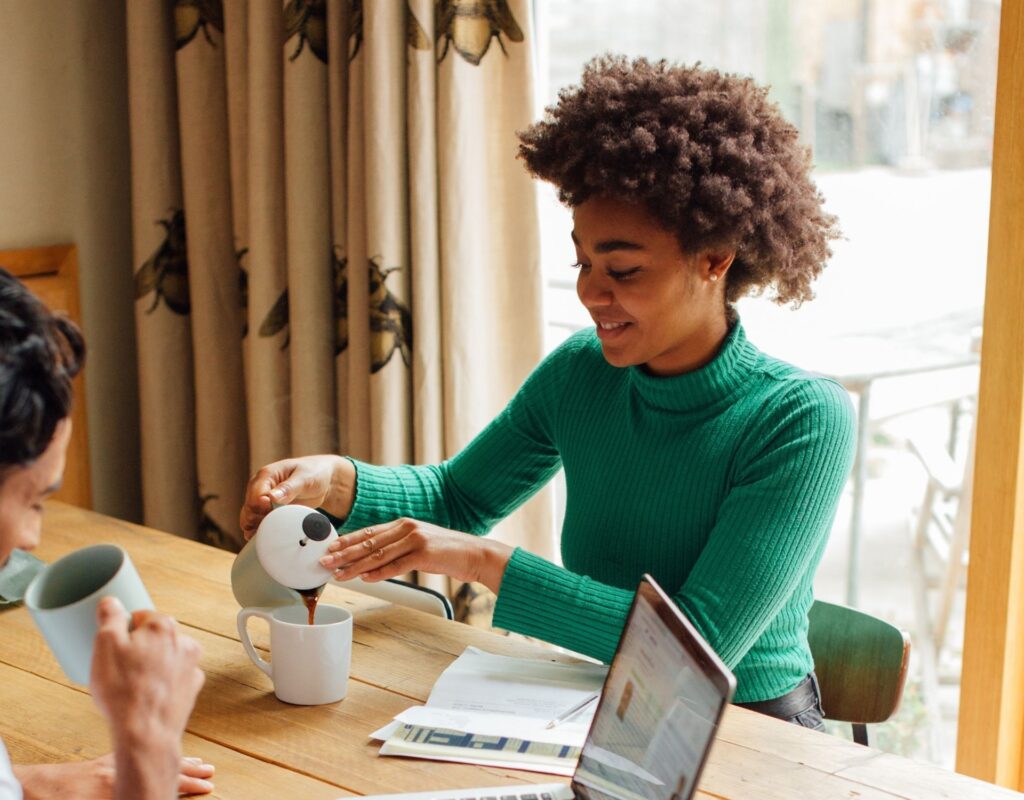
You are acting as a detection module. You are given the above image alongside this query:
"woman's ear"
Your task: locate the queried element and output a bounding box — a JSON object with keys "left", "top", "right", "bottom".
{"left": 702, "top": 251, "right": 736, "bottom": 283}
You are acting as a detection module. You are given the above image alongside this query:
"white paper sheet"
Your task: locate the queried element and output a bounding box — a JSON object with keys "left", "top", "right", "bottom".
{"left": 393, "top": 706, "right": 592, "bottom": 746}
{"left": 426, "top": 647, "right": 607, "bottom": 724}
{"left": 372, "top": 646, "right": 609, "bottom": 775}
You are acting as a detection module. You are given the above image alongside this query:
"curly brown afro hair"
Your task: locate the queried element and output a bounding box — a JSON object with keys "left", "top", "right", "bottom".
{"left": 518, "top": 55, "right": 840, "bottom": 306}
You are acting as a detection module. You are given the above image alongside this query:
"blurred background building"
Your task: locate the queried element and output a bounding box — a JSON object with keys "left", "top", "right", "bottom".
{"left": 538, "top": 0, "right": 999, "bottom": 172}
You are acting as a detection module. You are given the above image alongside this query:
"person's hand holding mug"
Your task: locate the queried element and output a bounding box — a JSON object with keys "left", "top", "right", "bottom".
{"left": 89, "top": 597, "right": 208, "bottom": 800}
{"left": 240, "top": 455, "right": 355, "bottom": 540}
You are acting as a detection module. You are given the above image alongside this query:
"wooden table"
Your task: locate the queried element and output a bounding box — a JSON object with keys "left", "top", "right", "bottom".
{"left": 1, "top": 503, "right": 1018, "bottom": 799}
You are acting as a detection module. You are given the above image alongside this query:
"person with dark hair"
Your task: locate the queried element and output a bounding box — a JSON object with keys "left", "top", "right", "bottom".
{"left": 0, "top": 267, "right": 215, "bottom": 799}
{"left": 240, "top": 56, "right": 855, "bottom": 730}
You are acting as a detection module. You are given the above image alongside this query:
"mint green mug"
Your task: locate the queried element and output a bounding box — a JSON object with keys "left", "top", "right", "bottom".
{"left": 25, "top": 544, "right": 154, "bottom": 685}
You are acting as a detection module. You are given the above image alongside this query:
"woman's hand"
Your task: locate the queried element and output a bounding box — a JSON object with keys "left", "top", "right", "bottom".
{"left": 14, "top": 754, "right": 215, "bottom": 798}
{"left": 319, "top": 519, "right": 513, "bottom": 594}
{"left": 177, "top": 757, "right": 217, "bottom": 796}
{"left": 240, "top": 455, "right": 355, "bottom": 540}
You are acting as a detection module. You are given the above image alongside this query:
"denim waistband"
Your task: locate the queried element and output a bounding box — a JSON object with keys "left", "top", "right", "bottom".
{"left": 735, "top": 673, "right": 822, "bottom": 718}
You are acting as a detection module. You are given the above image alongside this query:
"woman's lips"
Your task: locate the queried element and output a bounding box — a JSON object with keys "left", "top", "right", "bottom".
{"left": 595, "top": 320, "right": 631, "bottom": 342}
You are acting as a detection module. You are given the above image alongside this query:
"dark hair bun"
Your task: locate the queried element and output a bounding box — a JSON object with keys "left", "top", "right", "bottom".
{"left": 0, "top": 267, "right": 85, "bottom": 470}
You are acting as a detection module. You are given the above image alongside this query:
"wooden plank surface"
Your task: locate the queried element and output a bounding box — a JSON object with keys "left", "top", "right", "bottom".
{"left": 32, "top": 504, "right": 581, "bottom": 700}
{"left": 3, "top": 502, "right": 1020, "bottom": 799}
{"left": 1, "top": 607, "right": 550, "bottom": 795}
{"left": 959, "top": 0, "right": 1024, "bottom": 789}
{"left": 0, "top": 662, "right": 345, "bottom": 799}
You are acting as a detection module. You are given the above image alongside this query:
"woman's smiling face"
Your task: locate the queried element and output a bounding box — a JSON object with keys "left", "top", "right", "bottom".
{"left": 572, "top": 196, "right": 732, "bottom": 376}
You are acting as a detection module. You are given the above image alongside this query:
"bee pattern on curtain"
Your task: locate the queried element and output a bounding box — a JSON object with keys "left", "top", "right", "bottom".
{"left": 126, "top": 0, "right": 554, "bottom": 625}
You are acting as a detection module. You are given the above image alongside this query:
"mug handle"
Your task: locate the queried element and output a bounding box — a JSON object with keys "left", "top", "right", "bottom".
{"left": 236, "top": 607, "right": 274, "bottom": 679}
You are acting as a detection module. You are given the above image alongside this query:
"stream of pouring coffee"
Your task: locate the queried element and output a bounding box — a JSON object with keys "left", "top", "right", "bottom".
{"left": 298, "top": 585, "right": 325, "bottom": 625}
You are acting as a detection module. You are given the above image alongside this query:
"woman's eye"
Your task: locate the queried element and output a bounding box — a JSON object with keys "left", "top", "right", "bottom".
{"left": 608, "top": 267, "right": 641, "bottom": 281}
{"left": 569, "top": 261, "right": 591, "bottom": 271}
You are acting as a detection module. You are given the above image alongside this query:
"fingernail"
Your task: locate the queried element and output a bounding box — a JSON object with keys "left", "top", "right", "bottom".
{"left": 102, "top": 596, "right": 126, "bottom": 614}
{"left": 270, "top": 489, "right": 284, "bottom": 500}
{"left": 319, "top": 556, "right": 335, "bottom": 567}
{"left": 185, "top": 756, "right": 202, "bottom": 764}
{"left": 195, "top": 779, "right": 214, "bottom": 791}
{"left": 327, "top": 541, "right": 341, "bottom": 552}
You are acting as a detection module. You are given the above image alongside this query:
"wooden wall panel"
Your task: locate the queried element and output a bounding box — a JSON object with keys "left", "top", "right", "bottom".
{"left": 0, "top": 244, "right": 91, "bottom": 508}
{"left": 957, "top": 0, "right": 1024, "bottom": 787}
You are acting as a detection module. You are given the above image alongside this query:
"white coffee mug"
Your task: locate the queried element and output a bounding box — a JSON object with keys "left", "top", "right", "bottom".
{"left": 24, "top": 544, "right": 154, "bottom": 685}
{"left": 237, "top": 603, "right": 352, "bottom": 705}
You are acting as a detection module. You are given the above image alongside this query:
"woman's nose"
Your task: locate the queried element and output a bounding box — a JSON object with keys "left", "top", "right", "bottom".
{"left": 577, "top": 272, "right": 612, "bottom": 307}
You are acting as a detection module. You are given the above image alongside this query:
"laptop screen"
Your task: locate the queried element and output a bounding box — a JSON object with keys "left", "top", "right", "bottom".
{"left": 572, "top": 575, "right": 736, "bottom": 800}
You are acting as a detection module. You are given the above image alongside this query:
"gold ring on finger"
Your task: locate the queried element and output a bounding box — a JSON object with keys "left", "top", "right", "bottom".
{"left": 363, "top": 537, "right": 375, "bottom": 550}
{"left": 372, "top": 548, "right": 385, "bottom": 560}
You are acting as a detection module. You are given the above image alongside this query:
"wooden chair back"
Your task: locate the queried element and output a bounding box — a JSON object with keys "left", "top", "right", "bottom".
{"left": 808, "top": 599, "right": 911, "bottom": 745}
{"left": 908, "top": 409, "right": 976, "bottom": 654}
{"left": 0, "top": 245, "right": 91, "bottom": 508}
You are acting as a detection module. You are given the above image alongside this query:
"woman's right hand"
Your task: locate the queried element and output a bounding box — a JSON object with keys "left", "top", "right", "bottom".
{"left": 239, "top": 455, "right": 355, "bottom": 540}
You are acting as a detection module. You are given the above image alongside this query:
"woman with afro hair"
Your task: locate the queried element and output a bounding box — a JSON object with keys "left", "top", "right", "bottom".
{"left": 242, "top": 55, "right": 855, "bottom": 728}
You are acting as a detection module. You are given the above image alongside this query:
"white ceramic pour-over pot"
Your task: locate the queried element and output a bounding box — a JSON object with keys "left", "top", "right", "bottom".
{"left": 231, "top": 505, "right": 339, "bottom": 608}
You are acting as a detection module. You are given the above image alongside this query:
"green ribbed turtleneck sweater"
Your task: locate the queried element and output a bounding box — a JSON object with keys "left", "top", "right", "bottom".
{"left": 343, "top": 323, "right": 855, "bottom": 702}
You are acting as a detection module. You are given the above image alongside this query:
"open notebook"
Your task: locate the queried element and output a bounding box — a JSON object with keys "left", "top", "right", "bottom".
{"left": 351, "top": 573, "right": 736, "bottom": 800}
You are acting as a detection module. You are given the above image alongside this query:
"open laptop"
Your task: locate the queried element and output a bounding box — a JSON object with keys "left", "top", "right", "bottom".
{"left": 357, "top": 574, "right": 736, "bottom": 800}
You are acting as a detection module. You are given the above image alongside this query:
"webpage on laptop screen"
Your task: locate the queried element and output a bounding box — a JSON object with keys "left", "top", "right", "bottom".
{"left": 573, "top": 594, "right": 720, "bottom": 800}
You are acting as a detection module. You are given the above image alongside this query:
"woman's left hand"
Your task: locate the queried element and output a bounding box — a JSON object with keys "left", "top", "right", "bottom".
{"left": 13, "top": 754, "right": 215, "bottom": 798}
{"left": 319, "top": 519, "right": 513, "bottom": 594}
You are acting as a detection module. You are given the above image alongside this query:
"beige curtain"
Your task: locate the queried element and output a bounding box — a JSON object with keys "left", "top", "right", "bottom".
{"left": 126, "top": 0, "right": 552, "bottom": 613}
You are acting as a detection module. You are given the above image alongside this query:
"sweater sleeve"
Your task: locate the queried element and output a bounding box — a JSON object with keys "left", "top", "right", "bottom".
{"left": 493, "top": 378, "right": 856, "bottom": 666}
{"left": 341, "top": 336, "right": 587, "bottom": 534}
{"left": 674, "top": 379, "right": 856, "bottom": 665}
